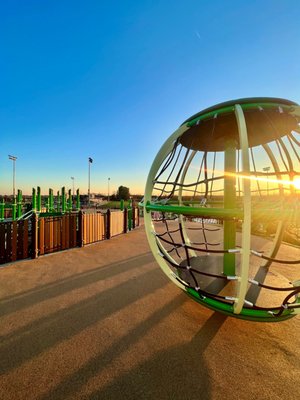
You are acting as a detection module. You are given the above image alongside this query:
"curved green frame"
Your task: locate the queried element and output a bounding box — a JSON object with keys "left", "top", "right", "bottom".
{"left": 140, "top": 99, "right": 300, "bottom": 322}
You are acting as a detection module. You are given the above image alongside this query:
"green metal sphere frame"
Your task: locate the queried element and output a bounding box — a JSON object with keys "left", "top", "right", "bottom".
{"left": 140, "top": 99, "right": 300, "bottom": 322}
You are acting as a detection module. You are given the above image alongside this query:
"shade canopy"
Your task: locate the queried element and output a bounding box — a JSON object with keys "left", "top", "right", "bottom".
{"left": 180, "top": 97, "right": 299, "bottom": 152}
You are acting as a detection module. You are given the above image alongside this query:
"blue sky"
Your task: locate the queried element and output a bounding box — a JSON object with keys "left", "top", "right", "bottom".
{"left": 1, "top": 0, "right": 300, "bottom": 195}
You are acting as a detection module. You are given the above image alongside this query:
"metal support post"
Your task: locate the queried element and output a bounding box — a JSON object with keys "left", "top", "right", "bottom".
{"left": 223, "top": 140, "right": 237, "bottom": 276}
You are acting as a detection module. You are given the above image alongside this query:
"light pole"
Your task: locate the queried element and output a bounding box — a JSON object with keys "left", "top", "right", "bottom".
{"left": 88, "top": 157, "right": 93, "bottom": 207}
{"left": 263, "top": 166, "right": 271, "bottom": 196}
{"left": 71, "top": 177, "right": 75, "bottom": 196}
{"left": 108, "top": 177, "right": 110, "bottom": 202}
{"left": 8, "top": 155, "right": 17, "bottom": 199}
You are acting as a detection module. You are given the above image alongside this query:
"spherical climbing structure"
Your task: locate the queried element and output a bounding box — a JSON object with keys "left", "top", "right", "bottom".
{"left": 141, "top": 97, "right": 300, "bottom": 321}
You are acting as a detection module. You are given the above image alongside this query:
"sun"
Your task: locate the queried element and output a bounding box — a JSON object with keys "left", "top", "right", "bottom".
{"left": 293, "top": 178, "right": 300, "bottom": 190}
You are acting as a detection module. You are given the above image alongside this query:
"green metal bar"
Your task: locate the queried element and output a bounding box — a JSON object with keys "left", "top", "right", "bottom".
{"left": 140, "top": 201, "right": 297, "bottom": 221}
{"left": 128, "top": 208, "right": 132, "bottom": 231}
{"left": 49, "top": 189, "right": 54, "bottom": 212}
{"left": 17, "top": 189, "right": 22, "bottom": 218}
{"left": 223, "top": 142, "right": 237, "bottom": 275}
{"left": 37, "top": 186, "right": 41, "bottom": 213}
{"left": 142, "top": 202, "right": 243, "bottom": 219}
{"left": 68, "top": 189, "right": 72, "bottom": 211}
{"left": 120, "top": 199, "right": 124, "bottom": 211}
{"left": 186, "top": 287, "right": 296, "bottom": 322}
{"left": 0, "top": 198, "right": 4, "bottom": 221}
{"left": 12, "top": 199, "right": 17, "bottom": 221}
{"left": 61, "top": 187, "right": 66, "bottom": 213}
{"left": 46, "top": 194, "right": 50, "bottom": 212}
{"left": 168, "top": 199, "right": 226, "bottom": 205}
{"left": 76, "top": 189, "right": 80, "bottom": 211}
{"left": 32, "top": 188, "right": 37, "bottom": 212}
{"left": 128, "top": 200, "right": 132, "bottom": 231}
{"left": 56, "top": 190, "right": 60, "bottom": 212}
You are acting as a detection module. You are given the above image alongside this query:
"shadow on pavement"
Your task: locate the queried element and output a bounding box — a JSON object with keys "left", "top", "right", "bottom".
{"left": 38, "top": 310, "right": 226, "bottom": 400}
{"left": 0, "top": 264, "right": 162, "bottom": 374}
{"left": 0, "top": 252, "right": 154, "bottom": 318}
{"left": 88, "top": 312, "right": 227, "bottom": 400}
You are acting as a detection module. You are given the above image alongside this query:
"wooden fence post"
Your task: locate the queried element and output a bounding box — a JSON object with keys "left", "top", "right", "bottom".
{"left": 106, "top": 209, "right": 111, "bottom": 239}
{"left": 123, "top": 208, "right": 127, "bottom": 233}
{"left": 128, "top": 207, "right": 132, "bottom": 231}
{"left": 132, "top": 206, "right": 135, "bottom": 229}
{"left": 78, "top": 210, "right": 84, "bottom": 247}
{"left": 31, "top": 213, "right": 39, "bottom": 259}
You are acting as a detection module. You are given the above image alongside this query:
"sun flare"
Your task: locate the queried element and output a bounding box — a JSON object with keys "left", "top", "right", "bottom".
{"left": 293, "top": 178, "right": 300, "bottom": 190}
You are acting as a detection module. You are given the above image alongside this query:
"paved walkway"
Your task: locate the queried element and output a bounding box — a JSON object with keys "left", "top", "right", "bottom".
{"left": 0, "top": 225, "right": 299, "bottom": 400}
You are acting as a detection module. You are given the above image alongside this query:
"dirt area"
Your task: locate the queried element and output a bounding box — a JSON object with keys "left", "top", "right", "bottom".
{"left": 0, "top": 224, "right": 299, "bottom": 400}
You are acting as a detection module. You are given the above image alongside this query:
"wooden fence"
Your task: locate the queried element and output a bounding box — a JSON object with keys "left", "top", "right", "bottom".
{"left": 39, "top": 214, "right": 79, "bottom": 255}
{"left": 0, "top": 207, "right": 140, "bottom": 265}
{"left": 110, "top": 210, "right": 125, "bottom": 237}
{"left": 81, "top": 211, "right": 106, "bottom": 245}
{"left": 134, "top": 208, "right": 139, "bottom": 228}
{"left": 0, "top": 219, "right": 31, "bottom": 264}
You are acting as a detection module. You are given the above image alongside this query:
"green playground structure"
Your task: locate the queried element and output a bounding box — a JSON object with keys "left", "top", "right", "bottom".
{"left": 140, "top": 97, "right": 300, "bottom": 322}
{"left": 0, "top": 186, "right": 81, "bottom": 221}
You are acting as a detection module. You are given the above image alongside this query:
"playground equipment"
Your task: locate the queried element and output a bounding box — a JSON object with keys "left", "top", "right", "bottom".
{"left": 141, "top": 97, "right": 300, "bottom": 322}
{"left": 0, "top": 186, "right": 80, "bottom": 221}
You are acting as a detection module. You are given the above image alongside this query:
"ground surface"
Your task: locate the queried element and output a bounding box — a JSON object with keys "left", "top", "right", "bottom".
{"left": 0, "top": 224, "right": 299, "bottom": 400}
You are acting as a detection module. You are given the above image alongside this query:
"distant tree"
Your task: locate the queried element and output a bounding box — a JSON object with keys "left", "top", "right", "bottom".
{"left": 117, "top": 186, "right": 130, "bottom": 201}
{"left": 110, "top": 192, "right": 117, "bottom": 201}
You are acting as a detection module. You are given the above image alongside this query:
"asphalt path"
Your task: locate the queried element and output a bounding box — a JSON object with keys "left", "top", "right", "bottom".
{"left": 0, "top": 225, "right": 299, "bottom": 400}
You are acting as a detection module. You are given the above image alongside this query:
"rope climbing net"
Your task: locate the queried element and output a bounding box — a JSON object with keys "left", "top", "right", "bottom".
{"left": 142, "top": 99, "right": 300, "bottom": 322}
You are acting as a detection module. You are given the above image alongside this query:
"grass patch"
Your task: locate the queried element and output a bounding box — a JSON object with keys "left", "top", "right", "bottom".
{"left": 99, "top": 201, "right": 130, "bottom": 209}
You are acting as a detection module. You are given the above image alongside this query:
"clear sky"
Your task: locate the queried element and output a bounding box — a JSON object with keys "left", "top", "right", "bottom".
{"left": 1, "top": 0, "right": 300, "bottom": 196}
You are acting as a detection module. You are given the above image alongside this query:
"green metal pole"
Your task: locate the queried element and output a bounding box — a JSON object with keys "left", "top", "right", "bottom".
{"left": 62, "top": 187, "right": 66, "bottom": 213}
{"left": 46, "top": 194, "right": 50, "bottom": 212}
{"left": 0, "top": 198, "right": 4, "bottom": 221}
{"left": 37, "top": 186, "right": 41, "bottom": 213}
{"left": 76, "top": 189, "right": 80, "bottom": 211}
{"left": 223, "top": 141, "right": 237, "bottom": 276}
{"left": 17, "top": 189, "right": 22, "bottom": 218}
{"left": 120, "top": 199, "right": 124, "bottom": 211}
{"left": 49, "top": 189, "right": 54, "bottom": 213}
{"left": 32, "top": 188, "right": 37, "bottom": 212}
{"left": 128, "top": 200, "right": 132, "bottom": 231}
{"left": 68, "top": 189, "right": 72, "bottom": 211}
{"left": 12, "top": 198, "right": 17, "bottom": 221}
{"left": 57, "top": 190, "right": 60, "bottom": 212}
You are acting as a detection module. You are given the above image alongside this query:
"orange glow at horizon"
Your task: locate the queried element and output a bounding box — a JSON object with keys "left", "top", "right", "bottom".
{"left": 204, "top": 168, "right": 300, "bottom": 189}
{"left": 228, "top": 171, "right": 300, "bottom": 189}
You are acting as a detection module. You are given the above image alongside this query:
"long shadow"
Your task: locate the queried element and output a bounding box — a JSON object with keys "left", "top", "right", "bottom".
{"left": 0, "top": 266, "right": 164, "bottom": 374}
{"left": 37, "top": 298, "right": 226, "bottom": 400}
{"left": 37, "top": 295, "right": 187, "bottom": 400}
{"left": 88, "top": 313, "right": 227, "bottom": 400}
{"left": 0, "top": 252, "right": 154, "bottom": 318}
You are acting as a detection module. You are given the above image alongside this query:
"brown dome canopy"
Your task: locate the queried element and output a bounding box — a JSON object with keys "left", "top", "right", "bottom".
{"left": 180, "top": 97, "right": 299, "bottom": 151}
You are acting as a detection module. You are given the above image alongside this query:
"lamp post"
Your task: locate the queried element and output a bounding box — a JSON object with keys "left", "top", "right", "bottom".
{"left": 263, "top": 166, "right": 271, "bottom": 196}
{"left": 71, "top": 177, "right": 75, "bottom": 196}
{"left": 8, "top": 155, "right": 17, "bottom": 199}
{"left": 88, "top": 157, "right": 93, "bottom": 207}
{"left": 108, "top": 177, "right": 110, "bottom": 202}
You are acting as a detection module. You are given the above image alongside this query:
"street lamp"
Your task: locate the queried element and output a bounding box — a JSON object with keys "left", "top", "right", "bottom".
{"left": 71, "top": 177, "right": 75, "bottom": 196}
{"left": 263, "top": 166, "right": 271, "bottom": 196}
{"left": 108, "top": 177, "right": 111, "bottom": 201}
{"left": 8, "top": 155, "right": 17, "bottom": 199}
{"left": 88, "top": 157, "right": 93, "bottom": 207}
